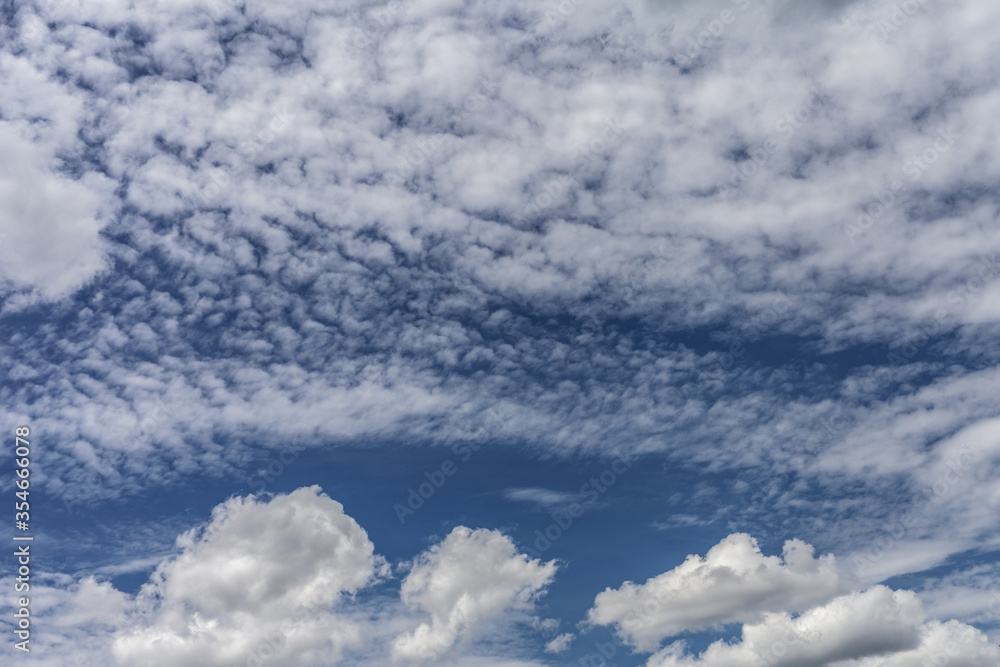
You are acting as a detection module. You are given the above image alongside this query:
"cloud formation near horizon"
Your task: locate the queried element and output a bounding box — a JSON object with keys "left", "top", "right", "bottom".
{"left": 589, "top": 534, "right": 1000, "bottom": 667}
{"left": 1, "top": 487, "right": 559, "bottom": 666}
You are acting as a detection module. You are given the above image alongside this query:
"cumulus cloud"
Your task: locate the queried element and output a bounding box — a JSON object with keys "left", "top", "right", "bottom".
{"left": 588, "top": 533, "right": 1000, "bottom": 666}
{"left": 391, "top": 526, "right": 559, "bottom": 662}
{"left": 111, "top": 486, "right": 385, "bottom": 667}
{"left": 0, "top": 488, "right": 559, "bottom": 666}
{"left": 646, "top": 586, "right": 1000, "bottom": 667}
{"left": 587, "top": 533, "right": 844, "bottom": 651}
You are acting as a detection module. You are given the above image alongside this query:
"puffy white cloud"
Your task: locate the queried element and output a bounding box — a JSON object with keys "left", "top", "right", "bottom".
{"left": 391, "top": 526, "right": 558, "bottom": 662}
{"left": 587, "top": 533, "right": 844, "bottom": 651}
{"left": 0, "top": 488, "right": 560, "bottom": 666}
{"left": 588, "top": 533, "right": 1000, "bottom": 667}
{"left": 645, "top": 586, "right": 1000, "bottom": 667}
{"left": 111, "top": 486, "right": 386, "bottom": 667}
{"left": 0, "top": 123, "right": 113, "bottom": 298}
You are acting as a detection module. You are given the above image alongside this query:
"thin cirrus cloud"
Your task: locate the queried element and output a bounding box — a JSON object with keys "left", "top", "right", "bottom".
{"left": 502, "top": 487, "right": 581, "bottom": 511}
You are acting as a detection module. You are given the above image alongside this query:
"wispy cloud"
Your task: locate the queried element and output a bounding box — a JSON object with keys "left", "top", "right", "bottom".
{"left": 503, "top": 487, "right": 580, "bottom": 511}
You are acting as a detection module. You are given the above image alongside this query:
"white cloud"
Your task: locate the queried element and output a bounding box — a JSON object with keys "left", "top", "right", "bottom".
{"left": 587, "top": 533, "right": 844, "bottom": 651}
{"left": 0, "top": 123, "right": 113, "bottom": 298}
{"left": 820, "top": 404, "right": 1000, "bottom": 583}
{"left": 587, "top": 533, "right": 1000, "bottom": 667}
{"left": 503, "top": 487, "right": 579, "bottom": 510}
{"left": 544, "top": 632, "right": 575, "bottom": 654}
{"left": 1, "top": 0, "right": 1000, "bottom": 642}
{"left": 0, "top": 575, "right": 129, "bottom": 666}
{"left": 0, "top": 488, "right": 561, "bottom": 666}
{"left": 917, "top": 563, "right": 1000, "bottom": 627}
{"left": 645, "top": 586, "right": 1000, "bottom": 667}
{"left": 391, "top": 526, "right": 558, "bottom": 662}
{"left": 111, "top": 486, "right": 386, "bottom": 667}
{"left": 2, "top": 0, "right": 997, "bottom": 549}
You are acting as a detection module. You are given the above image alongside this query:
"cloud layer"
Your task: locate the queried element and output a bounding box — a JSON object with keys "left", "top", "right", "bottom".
{"left": 1, "top": 4, "right": 997, "bottom": 570}
{"left": 1, "top": 0, "right": 999, "bottom": 663}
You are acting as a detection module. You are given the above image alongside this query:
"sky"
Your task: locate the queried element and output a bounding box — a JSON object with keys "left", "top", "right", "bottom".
{"left": 1, "top": 0, "right": 1000, "bottom": 664}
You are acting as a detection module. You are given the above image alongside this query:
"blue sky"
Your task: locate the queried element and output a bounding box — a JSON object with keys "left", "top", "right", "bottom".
{"left": 1, "top": 0, "right": 1000, "bottom": 665}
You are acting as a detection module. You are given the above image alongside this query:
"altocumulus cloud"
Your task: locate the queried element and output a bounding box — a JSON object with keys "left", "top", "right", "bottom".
{"left": 1, "top": 0, "right": 1000, "bottom": 664}
{"left": 2, "top": 0, "right": 999, "bottom": 522}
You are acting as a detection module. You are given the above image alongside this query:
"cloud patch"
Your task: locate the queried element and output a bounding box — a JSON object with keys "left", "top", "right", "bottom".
{"left": 646, "top": 586, "right": 1000, "bottom": 667}
{"left": 392, "top": 526, "right": 559, "bottom": 662}
{"left": 0, "top": 123, "right": 113, "bottom": 298}
{"left": 587, "top": 533, "right": 844, "bottom": 651}
{"left": 111, "top": 486, "right": 385, "bottom": 667}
